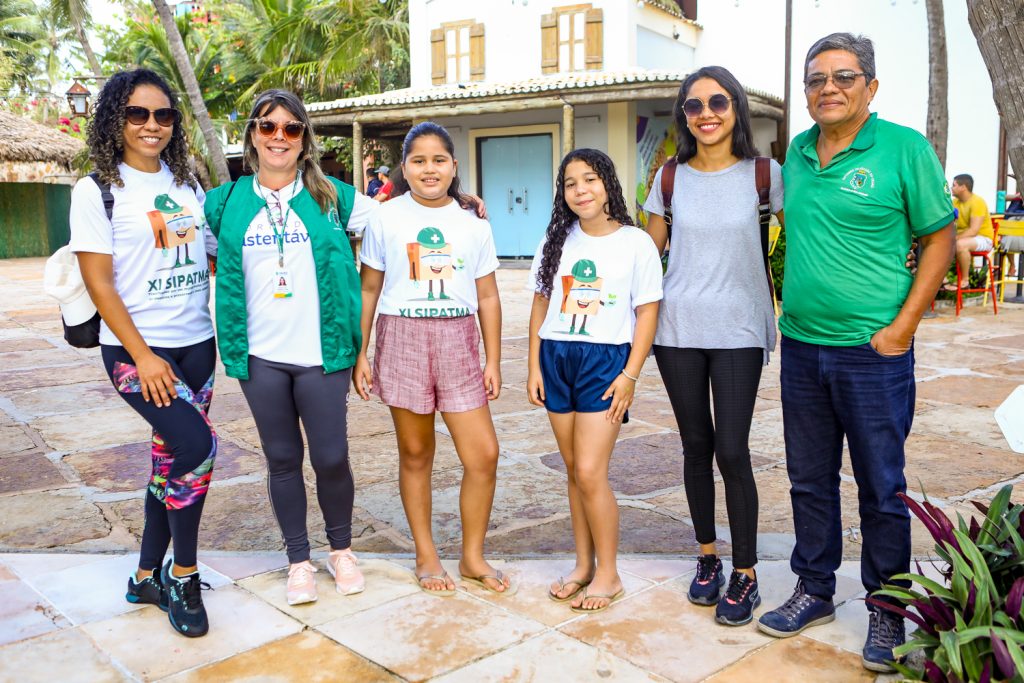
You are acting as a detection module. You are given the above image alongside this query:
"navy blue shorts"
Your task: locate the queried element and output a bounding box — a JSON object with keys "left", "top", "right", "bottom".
{"left": 540, "top": 339, "right": 630, "bottom": 422}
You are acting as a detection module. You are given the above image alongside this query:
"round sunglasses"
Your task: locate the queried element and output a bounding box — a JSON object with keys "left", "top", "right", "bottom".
{"left": 252, "top": 118, "right": 306, "bottom": 141}
{"left": 124, "top": 106, "right": 180, "bottom": 127}
{"left": 681, "top": 94, "right": 733, "bottom": 118}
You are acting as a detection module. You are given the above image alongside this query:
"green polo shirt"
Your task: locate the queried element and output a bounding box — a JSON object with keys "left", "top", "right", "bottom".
{"left": 779, "top": 113, "right": 954, "bottom": 346}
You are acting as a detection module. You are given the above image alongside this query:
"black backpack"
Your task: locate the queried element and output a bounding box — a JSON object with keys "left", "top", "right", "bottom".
{"left": 61, "top": 173, "right": 112, "bottom": 348}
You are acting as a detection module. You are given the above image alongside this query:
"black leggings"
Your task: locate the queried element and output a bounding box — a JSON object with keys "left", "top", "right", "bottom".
{"left": 654, "top": 346, "right": 763, "bottom": 568}
{"left": 102, "top": 338, "right": 217, "bottom": 570}
{"left": 240, "top": 357, "right": 354, "bottom": 564}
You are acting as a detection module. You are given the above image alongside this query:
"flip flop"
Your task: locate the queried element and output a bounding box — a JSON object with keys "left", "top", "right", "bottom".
{"left": 570, "top": 587, "right": 626, "bottom": 614}
{"left": 548, "top": 576, "right": 592, "bottom": 603}
{"left": 459, "top": 569, "right": 517, "bottom": 596}
{"left": 415, "top": 571, "right": 456, "bottom": 597}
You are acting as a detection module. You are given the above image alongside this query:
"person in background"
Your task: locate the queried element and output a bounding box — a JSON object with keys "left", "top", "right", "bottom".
{"left": 950, "top": 173, "right": 995, "bottom": 288}
{"left": 373, "top": 165, "right": 394, "bottom": 203}
{"left": 366, "top": 168, "right": 384, "bottom": 198}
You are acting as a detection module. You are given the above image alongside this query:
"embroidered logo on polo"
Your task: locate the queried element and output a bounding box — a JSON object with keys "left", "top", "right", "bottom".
{"left": 841, "top": 167, "right": 875, "bottom": 198}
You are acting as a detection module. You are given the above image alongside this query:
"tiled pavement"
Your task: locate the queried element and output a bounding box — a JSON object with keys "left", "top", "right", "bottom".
{"left": 2, "top": 256, "right": 1023, "bottom": 681}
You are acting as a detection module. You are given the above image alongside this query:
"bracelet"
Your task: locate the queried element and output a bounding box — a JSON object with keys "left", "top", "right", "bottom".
{"left": 620, "top": 368, "right": 639, "bottom": 382}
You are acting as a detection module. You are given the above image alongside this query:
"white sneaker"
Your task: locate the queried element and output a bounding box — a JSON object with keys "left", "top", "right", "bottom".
{"left": 286, "top": 561, "right": 318, "bottom": 605}
{"left": 326, "top": 549, "right": 365, "bottom": 595}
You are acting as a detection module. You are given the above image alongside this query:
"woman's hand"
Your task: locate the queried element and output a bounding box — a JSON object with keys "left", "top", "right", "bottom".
{"left": 526, "top": 367, "right": 546, "bottom": 407}
{"left": 353, "top": 353, "right": 373, "bottom": 400}
{"left": 135, "top": 351, "right": 178, "bottom": 407}
{"left": 482, "top": 361, "right": 501, "bottom": 400}
{"left": 602, "top": 372, "right": 635, "bottom": 423}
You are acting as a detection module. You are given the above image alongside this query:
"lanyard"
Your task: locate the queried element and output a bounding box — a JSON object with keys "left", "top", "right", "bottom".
{"left": 255, "top": 173, "right": 300, "bottom": 267}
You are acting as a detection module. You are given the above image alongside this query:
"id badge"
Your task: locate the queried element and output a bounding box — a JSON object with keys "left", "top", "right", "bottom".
{"left": 273, "top": 269, "right": 293, "bottom": 298}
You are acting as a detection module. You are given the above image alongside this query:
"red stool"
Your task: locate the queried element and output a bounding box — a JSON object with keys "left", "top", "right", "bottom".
{"left": 955, "top": 218, "right": 1000, "bottom": 316}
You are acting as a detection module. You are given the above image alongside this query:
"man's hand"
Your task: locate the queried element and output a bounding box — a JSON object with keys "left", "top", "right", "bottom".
{"left": 870, "top": 324, "right": 912, "bottom": 357}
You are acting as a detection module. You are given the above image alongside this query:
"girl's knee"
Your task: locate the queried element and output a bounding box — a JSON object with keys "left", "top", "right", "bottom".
{"left": 463, "top": 447, "right": 498, "bottom": 477}
{"left": 573, "top": 462, "right": 608, "bottom": 494}
{"left": 399, "top": 442, "right": 435, "bottom": 469}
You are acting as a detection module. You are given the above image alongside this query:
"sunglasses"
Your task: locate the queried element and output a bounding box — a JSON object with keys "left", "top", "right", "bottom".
{"left": 682, "top": 94, "right": 733, "bottom": 118}
{"left": 252, "top": 118, "right": 306, "bottom": 141}
{"left": 124, "top": 106, "right": 180, "bottom": 127}
{"left": 804, "top": 71, "right": 870, "bottom": 92}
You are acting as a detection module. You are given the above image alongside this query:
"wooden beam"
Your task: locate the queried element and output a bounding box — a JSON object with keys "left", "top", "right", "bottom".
{"left": 352, "top": 120, "right": 363, "bottom": 193}
{"left": 563, "top": 104, "right": 575, "bottom": 157}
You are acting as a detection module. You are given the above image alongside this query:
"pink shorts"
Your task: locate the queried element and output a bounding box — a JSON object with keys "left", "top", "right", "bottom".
{"left": 373, "top": 314, "right": 488, "bottom": 414}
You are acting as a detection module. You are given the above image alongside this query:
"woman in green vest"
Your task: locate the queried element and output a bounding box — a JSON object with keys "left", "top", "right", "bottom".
{"left": 204, "top": 89, "right": 372, "bottom": 606}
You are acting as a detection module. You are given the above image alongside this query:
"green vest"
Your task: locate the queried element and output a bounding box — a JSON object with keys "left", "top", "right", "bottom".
{"left": 205, "top": 175, "right": 360, "bottom": 379}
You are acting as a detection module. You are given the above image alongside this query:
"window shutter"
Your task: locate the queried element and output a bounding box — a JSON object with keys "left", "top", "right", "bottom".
{"left": 431, "top": 28, "right": 445, "bottom": 85}
{"left": 470, "top": 22, "right": 485, "bottom": 81}
{"left": 541, "top": 13, "right": 558, "bottom": 74}
{"left": 584, "top": 8, "right": 603, "bottom": 70}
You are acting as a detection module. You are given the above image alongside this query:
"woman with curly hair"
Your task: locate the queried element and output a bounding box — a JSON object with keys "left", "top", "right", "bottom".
{"left": 526, "top": 148, "right": 663, "bottom": 613}
{"left": 70, "top": 68, "right": 217, "bottom": 637}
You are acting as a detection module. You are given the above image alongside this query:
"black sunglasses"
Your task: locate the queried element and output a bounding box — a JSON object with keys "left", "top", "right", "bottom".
{"left": 682, "top": 94, "right": 733, "bottom": 118}
{"left": 124, "top": 106, "right": 180, "bottom": 127}
{"left": 804, "top": 71, "right": 870, "bottom": 92}
{"left": 253, "top": 118, "right": 306, "bottom": 141}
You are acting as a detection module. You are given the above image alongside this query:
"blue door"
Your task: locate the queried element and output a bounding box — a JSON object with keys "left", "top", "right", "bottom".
{"left": 478, "top": 134, "right": 553, "bottom": 258}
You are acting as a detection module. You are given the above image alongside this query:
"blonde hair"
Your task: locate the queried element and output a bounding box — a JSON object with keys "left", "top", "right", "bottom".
{"left": 242, "top": 89, "right": 337, "bottom": 214}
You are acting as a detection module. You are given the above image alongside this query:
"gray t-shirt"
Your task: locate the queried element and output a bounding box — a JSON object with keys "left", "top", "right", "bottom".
{"left": 643, "top": 158, "right": 783, "bottom": 359}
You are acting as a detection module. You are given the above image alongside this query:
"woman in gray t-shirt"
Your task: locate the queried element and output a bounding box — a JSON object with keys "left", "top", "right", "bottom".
{"left": 643, "top": 66, "right": 784, "bottom": 628}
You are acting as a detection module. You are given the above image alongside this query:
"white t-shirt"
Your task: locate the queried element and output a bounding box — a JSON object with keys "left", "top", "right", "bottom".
{"left": 242, "top": 178, "right": 375, "bottom": 366}
{"left": 69, "top": 162, "right": 213, "bottom": 348}
{"left": 528, "top": 223, "right": 663, "bottom": 345}
{"left": 360, "top": 194, "right": 499, "bottom": 318}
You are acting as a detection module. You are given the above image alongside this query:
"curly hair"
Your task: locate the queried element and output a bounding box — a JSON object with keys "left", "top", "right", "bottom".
{"left": 86, "top": 69, "right": 194, "bottom": 188}
{"left": 536, "top": 148, "right": 633, "bottom": 297}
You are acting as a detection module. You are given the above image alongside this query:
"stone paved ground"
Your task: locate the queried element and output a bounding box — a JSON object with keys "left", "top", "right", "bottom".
{"left": 1, "top": 256, "right": 1023, "bottom": 681}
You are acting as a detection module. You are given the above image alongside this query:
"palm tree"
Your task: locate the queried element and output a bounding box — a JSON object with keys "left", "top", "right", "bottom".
{"left": 49, "top": 0, "right": 103, "bottom": 79}
{"left": 0, "top": 0, "right": 42, "bottom": 92}
{"left": 924, "top": 0, "right": 948, "bottom": 168}
{"left": 967, "top": 0, "right": 1023, "bottom": 185}
{"left": 151, "top": 0, "right": 230, "bottom": 184}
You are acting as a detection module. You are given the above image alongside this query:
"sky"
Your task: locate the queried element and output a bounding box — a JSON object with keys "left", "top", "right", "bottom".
{"left": 84, "top": 0, "right": 1013, "bottom": 200}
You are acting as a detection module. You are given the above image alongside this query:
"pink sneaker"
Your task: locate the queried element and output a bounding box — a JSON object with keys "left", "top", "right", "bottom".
{"left": 286, "top": 560, "right": 318, "bottom": 605}
{"left": 326, "top": 548, "right": 364, "bottom": 595}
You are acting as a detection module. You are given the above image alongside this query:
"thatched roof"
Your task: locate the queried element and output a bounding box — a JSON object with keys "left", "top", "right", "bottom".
{"left": 0, "top": 111, "right": 85, "bottom": 165}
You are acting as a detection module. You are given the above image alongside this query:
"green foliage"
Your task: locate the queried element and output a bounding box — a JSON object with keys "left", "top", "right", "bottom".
{"left": 770, "top": 227, "right": 786, "bottom": 300}
{"left": 0, "top": 0, "right": 43, "bottom": 92}
{"left": 871, "top": 486, "right": 1024, "bottom": 682}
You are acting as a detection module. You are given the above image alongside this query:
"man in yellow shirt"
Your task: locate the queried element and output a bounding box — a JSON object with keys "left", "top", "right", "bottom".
{"left": 951, "top": 173, "right": 994, "bottom": 287}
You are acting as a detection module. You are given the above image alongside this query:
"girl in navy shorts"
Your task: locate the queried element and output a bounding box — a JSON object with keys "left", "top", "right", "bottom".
{"left": 527, "top": 149, "right": 663, "bottom": 613}
{"left": 354, "top": 122, "right": 513, "bottom": 596}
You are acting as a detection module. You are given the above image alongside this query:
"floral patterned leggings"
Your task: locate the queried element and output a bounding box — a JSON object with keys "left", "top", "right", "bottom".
{"left": 102, "top": 337, "right": 217, "bottom": 570}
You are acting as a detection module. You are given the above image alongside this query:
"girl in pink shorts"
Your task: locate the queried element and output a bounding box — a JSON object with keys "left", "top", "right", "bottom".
{"left": 354, "top": 122, "right": 513, "bottom": 597}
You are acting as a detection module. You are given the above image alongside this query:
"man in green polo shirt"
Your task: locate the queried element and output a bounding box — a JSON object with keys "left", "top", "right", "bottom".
{"left": 756, "top": 33, "right": 955, "bottom": 674}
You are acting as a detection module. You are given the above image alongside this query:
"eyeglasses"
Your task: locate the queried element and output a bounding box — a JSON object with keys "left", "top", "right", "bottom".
{"left": 124, "top": 106, "right": 180, "bottom": 127}
{"left": 252, "top": 118, "right": 306, "bottom": 141}
{"left": 682, "top": 94, "right": 733, "bottom": 118}
{"left": 804, "top": 71, "right": 871, "bottom": 92}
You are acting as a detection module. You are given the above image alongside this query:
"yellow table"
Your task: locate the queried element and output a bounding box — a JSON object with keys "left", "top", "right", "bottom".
{"left": 993, "top": 218, "right": 1024, "bottom": 303}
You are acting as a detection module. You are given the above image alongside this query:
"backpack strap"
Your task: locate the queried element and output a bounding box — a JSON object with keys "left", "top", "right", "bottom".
{"left": 660, "top": 158, "right": 679, "bottom": 226}
{"left": 88, "top": 172, "right": 114, "bottom": 221}
{"left": 754, "top": 157, "right": 776, "bottom": 307}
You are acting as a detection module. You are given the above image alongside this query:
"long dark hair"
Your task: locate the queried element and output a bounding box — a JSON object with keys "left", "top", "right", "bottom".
{"left": 535, "top": 148, "right": 633, "bottom": 297}
{"left": 673, "top": 65, "right": 760, "bottom": 164}
{"left": 400, "top": 122, "right": 478, "bottom": 211}
{"left": 86, "top": 69, "right": 194, "bottom": 188}
{"left": 242, "top": 89, "right": 337, "bottom": 214}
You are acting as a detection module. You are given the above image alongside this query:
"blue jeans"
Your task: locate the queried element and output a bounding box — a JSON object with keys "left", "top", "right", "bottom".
{"left": 780, "top": 335, "right": 914, "bottom": 607}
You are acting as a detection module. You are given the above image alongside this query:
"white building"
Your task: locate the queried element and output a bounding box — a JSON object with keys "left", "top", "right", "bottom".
{"left": 308, "top": 0, "right": 783, "bottom": 257}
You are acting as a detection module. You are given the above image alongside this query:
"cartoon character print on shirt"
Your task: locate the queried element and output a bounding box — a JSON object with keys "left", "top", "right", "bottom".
{"left": 147, "top": 194, "right": 197, "bottom": 270}
{"left": 406, "top": 227, "right": 465, "bottom": 301}
{"left": 558, "top": 259, "right": 617, "bottom": 336}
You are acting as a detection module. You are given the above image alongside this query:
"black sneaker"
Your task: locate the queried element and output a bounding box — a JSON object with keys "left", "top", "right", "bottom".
{"left": 126, "top": 571, "right": 168, "bottom": 611}
{"left": 862, "top": 610, "right": 905, "bottom": 672}
{"left": 687, "top": 554, "right": 725, "bottom": 605}
{"left": 715, "top": 570, "right": 761, "bottom": 626}
{"left": 161, "top": 560, "right": 211, "bottom": 638}
{"left": 757, "top": 579, "right": 836, "bottom": 637}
